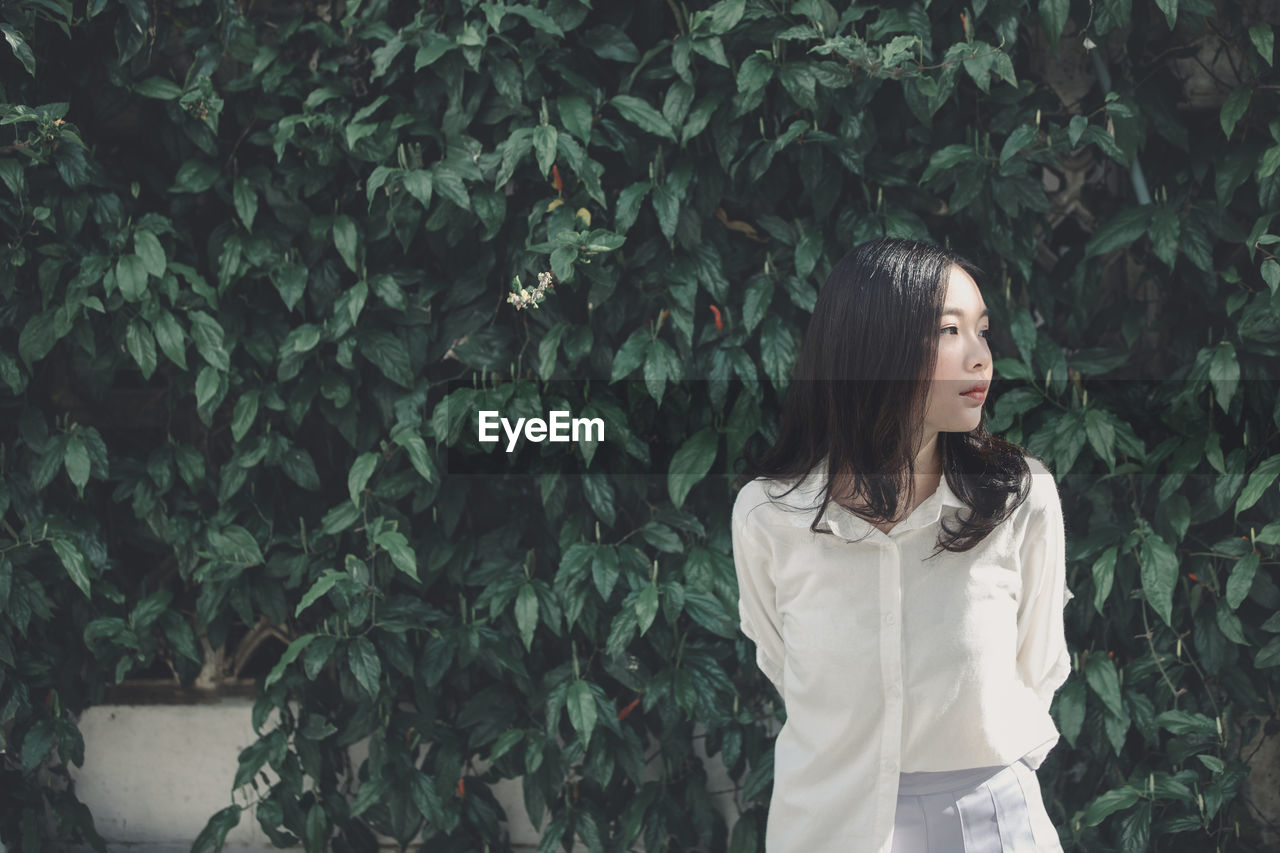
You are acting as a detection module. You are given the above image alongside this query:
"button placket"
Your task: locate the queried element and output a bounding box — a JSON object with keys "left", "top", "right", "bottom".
{"left": 880, "top": 540, "right": 905, "bottom": 791}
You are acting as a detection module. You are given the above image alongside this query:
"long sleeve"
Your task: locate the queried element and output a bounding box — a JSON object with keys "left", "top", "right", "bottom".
{"left": 732, "top": 494, "right": 785, "bottom": 696}
{"left": 1014, "top": 469, "right": 1073, "bottom": 768}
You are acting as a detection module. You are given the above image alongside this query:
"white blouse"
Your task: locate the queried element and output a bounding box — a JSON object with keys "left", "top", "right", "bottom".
{"left": 731, "top": 454, "right": 1074, "bottom": 853}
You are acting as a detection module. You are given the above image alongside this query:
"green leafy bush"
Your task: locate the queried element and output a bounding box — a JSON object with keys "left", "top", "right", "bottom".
{"left": 2, "top": 0, "right": 1280, "bottom": 851}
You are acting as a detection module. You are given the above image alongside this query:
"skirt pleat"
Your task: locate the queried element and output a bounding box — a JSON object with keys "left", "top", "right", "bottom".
{"left": 890, "top": 758, "right": 1064, "bottom": 853}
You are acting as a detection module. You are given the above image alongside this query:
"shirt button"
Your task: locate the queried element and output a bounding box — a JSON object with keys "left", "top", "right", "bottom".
{"left": 885, "top": 613, "right": 897, "bottom": 626}
{"left": 887, "top": 682, "right": 902, "bottom": 699}
{"left": 883, "top": 759, "right": 897, "bottom": 774}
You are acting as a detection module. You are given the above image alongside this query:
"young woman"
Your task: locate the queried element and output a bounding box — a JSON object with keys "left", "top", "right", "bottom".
{"left": 731, "top": 237, "right": 1073, "bottom": 852}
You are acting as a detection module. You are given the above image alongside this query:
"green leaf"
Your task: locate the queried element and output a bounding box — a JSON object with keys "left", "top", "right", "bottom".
{"left": 662, "top": 79, "right": 695, "bottom": 132}
{"left": 537, "top": 323, "right": 565, "bottom": 382}
{"left": 125, "top": 318, "right": 157, "bottom": 380}
{"left": 20, "top": 718, "right": 55, "bottom": 773}
{"left": 281, "top": 447, "right": 321, "bottom": 490}
{"left": 557, "top": 95, "right": 594, "bottom": 143}
{"left": 374, "top": 529, "right": 420, "bottom": 582}
{"left": 1154, "top": 709, "right": 1218, "bottom": 736}
{"left": 1208, "top": 340, "right": 1239, "bottom": 414}
{"left": 115, "top": 253, "right": 149, "bottom": 301}
{"left": 1216, "top": 598, "right": 1247, "bottom": 645}
{"left": 152, "top": 310, "right": 187, "bottom": 369}
{"left": 347, "top": 636, "right": 381, "bottom": 697}
{"left": 1198, "top": 754, "right": 1225, "bottom": 774}
{"left": 172, "top": 159, "right": 220, "bottom": 193}
{"left": 1250, "top": 23, "right": 1275, "bottom": 67}
{"left": 591, "top": 546, "right": 620, "bottom": 600}
{"left": 1084, "top": 206, "right": 1153, "bottom": 258}
{"left": 737, "top": 53, "right": 774, "bottom": 94}
{"left": 614, "top": 182, "right": 651, "bottom": 234}
{"left": 159, "top": 610, "right": 201, "bottom": 664}
{"left": 64, "top": 433, "right": 90, "bottom": 491}
{"left": 414, "top": 34, "right": 454, "bottom": 70}
{"left": 52, "top": 539, "right": 91, "bottom": 598}
{"left": 133, "top": 229, "right": 166, "bottom": 277}
{"left": 233, "top": 177, "right": 258, "bottom": 229}
{"left": 296, "top": 572, "right": 341, "bottom": 617}
{"left": 651, "top": 185, "right": 680, "bottom": 241}
{"left": 321, "top": 501, "right": 361, "bottom": 535}
{"left": 583, "top": 24, "right": 640, "bottom": 62}
{"left": 1, "top": 24, "right": 36, "bottom": 76}
{"left": 195, "top": 366, "right": 221, "bottom": 413}
{"left": 192, "top": 805, "right": 241, "bottom": 853}
{"left": 794, "top": 229, "right": 822, "bottom": 280}
{"left": 357, "top": 329, "right": 414, "bottom": 387}
{"left": 758, "top": 314, "right": 797, "bottom": 390}
{"left": 272, "top": 263, "right": 307, "bottom": 312}
{"left": 533, "top": 124, "right": 558, "bottom": 178}
{"left": 431, "top": 161, "right": 471, "bottom": 210}
{"left": 708, "top": 0, "right": 746, "bottom": 33}
{"left": 1084, "top": 652, "right": 1124, "bottom": 718}
{"left": 402, "top": 169, "right": 433, "bottom": 208}
{"left": 609, "top": 95, "right": 677, "bottom": 141}
{"left": 1138, "top": 533, "right": 1178, "bottom": 628}
{"left": 1219, "top": 85, "right": 1251, "bottom": 139}
{"left": 566, "top": 678, "right": 598, "bottom": 747}
{"left": 1148, "top": 204, "right": 1180, "bottom": 269}
{"left": 188, "top": 311, "right": 230, "bottom": 371}
{"left": 1083, "top": 787, "right": 1141, "bottom": 827}
{"left": 581, "top": 229, "right": 626, "bottom": 252}
{"left": 134, "top": 76, "right": 183, "bottom": 98}
{"left": 348, "top": 453, "right": 378, "bottom": 506}
{"left": 231, "top": 390, "right": 259, "bottom": 442}
{"left": 409, "top": 770, "right": 443, "bottom": 824}
{"left": 778, "top": 62, "right": 817, "bottom": 110}
{"left": 1055, "top": 676, "right": 1086, "bottom": 748}
{"left": 682, "top": 590, "right": 737, "bottom": 638}
{"left": 668, "top": 427, "right": 719, "bottom": 509}
{"left": 1226, "top": 552, "right": 1258, "bottom": 610}
{"left": 1084, "top": 408, "right": 1116, "bottom": 470}
{"left": 1039, "top": 0, "right": 1070, "bottom": 43}
{"left": 391, "top": 424, "right": 438, "bottom": 483}
{"left": 920, "top": 144, "right": 979, "bottom": 183}
{"left": 1152, "top": 0, "right": 1177, "bottom": 28}
{"left": 681, "top": 91, "right": 724, "bottom": 144}
{"left": 264, "top": 633, "right": 316, "bottom": 689}
{"left": 644, "top": 338, "right": 680, "bottom": 405}
{"left": 1257, "top": 636, "right": 1280, "bottom": 668}
{"left": 333, "top": 215, "right": 359, "bottom": 272}
{"left": 1262, "top": 253, "right": 1280, "bottom": 295}
{"left": 1091, "top": 546, "right": 1116, "bottom": 616}
{"left": 1236, "top": 454, "right": 1280, "bottom": 515}
{"left": 18, "top": 309, "right": 59, "bottom": 367}
{"left": 1066, "top": 115, "right": 1085, "bottom": 148}
{"left": 636, "top": 584, "right": 659, "bottom": 635}
{"left": 208, "top": 524, "right": 264, "bottom": 567}
{"left": 999, "top": 125, "right": 1038, "bottom": 166}
{"left": 610, "top": 329, "right": 649, "bottom": 382}
{"left": 490, "top": 728, "right": 524, "bottom": 761}
{"left": 516, "top": 583, "right": 539, "bottom": 652}
{"left": 582, "top": 471, "right": 616, "bottom": 526}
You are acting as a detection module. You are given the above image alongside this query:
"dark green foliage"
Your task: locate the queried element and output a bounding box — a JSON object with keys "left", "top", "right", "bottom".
{"left": 2, "top": 0, "right": 1280, "bottom": 851}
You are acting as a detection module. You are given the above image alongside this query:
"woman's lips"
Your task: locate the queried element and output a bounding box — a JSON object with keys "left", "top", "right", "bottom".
{"left": 961, "top": 389, "right": 986, "bottom": 402}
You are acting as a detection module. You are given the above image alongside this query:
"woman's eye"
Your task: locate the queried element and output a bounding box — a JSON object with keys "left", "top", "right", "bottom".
{"left": 941, "top": 327, "right": 991, "bottom": 338}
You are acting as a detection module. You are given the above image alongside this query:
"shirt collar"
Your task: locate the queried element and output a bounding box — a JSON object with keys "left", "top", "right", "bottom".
{"left": 764, "top": 457, "right": 966, "bottom": 540}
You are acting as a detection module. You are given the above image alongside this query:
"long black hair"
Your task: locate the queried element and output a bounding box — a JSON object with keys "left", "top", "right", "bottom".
{"left": 735, "top": 236, "right": 1033, "bottom": 559}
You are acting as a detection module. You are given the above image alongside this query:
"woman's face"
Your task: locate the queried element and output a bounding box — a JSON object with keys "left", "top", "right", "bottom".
{"left": 921, "top": 265, "right": 992, "bottom": 436}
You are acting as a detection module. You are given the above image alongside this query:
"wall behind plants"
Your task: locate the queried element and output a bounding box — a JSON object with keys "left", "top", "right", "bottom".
{"left": 3, "top": 0, "right": 1280, "bottom": 850}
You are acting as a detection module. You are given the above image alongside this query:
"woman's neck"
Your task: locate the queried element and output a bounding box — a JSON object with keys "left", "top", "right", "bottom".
{"left": 829, "top": 437, "right": 943, "bottom": 516}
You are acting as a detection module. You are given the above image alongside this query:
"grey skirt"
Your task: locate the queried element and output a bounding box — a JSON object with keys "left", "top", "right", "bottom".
{"left": 891, "top": 758, "right": 1064, "bottom": 852}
